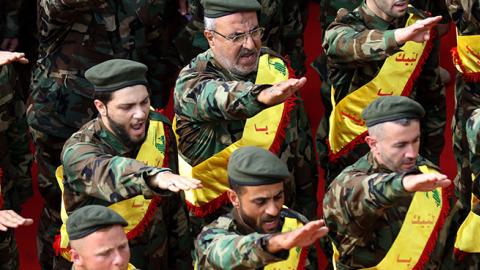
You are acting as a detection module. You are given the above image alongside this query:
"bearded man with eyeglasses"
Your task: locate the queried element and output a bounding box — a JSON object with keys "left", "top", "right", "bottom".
{"left": 173, "top": 0, "right": 318, "bottom": 239}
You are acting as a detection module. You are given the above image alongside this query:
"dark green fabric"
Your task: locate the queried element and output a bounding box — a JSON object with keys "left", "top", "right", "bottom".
{"left": 67, "top": 205, "right": 128, "bottom": 240}
{"left": 202, "top": 0, "right": 261, "bottom": 18}
{"left": 85, "top": 59, "right": 148, "bottom": 92}
{"left": 361, "top": 96, "right": 425, "bottom": 127}
{"left": 228, "top": 146, "right": 289, "bottom": 186}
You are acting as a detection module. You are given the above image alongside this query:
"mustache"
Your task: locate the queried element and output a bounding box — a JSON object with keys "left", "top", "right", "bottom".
{"left": 238, "top": 48, "right": 258, "bottom": 57}
{"left": 260, "top": 214, "right": 279, "bottom": 224}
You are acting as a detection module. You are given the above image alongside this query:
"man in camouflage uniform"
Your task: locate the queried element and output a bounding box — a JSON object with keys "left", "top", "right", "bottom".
{"left": 60, "top": 59, "right": 201, "bottom": 270}
{"left": 195, "top": 146, "right": 329, "bottom": 270}
{"left": 314, "top": 1, "right": 450, "bottom": 178}
{"left": 324, "top": 96, "right": 454, "bottom": 269}
{"left": 0, "top": 50, "right": 34, "bottom": 270}
{"left": 27, "top": 1, "right": 186, "bottom": 268}
{"left": 175, "top": 0, "right": 308, "bottom": 76}
{"left": 445, "top": 3, "right": 480, "bottom": 268}
{"left": 174, "top": 0, "right": 318, "bottom": 233}
{"left": 66, "top": 205, "right": 134, "bottom": 270}
{"left": 321, "top": 0, "right": 447, "bottom": 182}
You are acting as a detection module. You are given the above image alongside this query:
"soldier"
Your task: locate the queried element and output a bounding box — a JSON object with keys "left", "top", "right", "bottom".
{"left": 450, "top": 108, "right": 480, "bottom": 269}
{"left": 57, "top": 59, "right": 202, "bottom": 269}
{"left": 67, "top": 205, "right": 135, "bottom": 270}
{"left": 322, "top": 0, "right": 446, "bottom": 182}
{"left": 0, "top": 50, "right": 33, "bottom": 270}
{"left": 28, "top": 1, "right": 186, "bottom": 268}
{"left": 195, "top": 146, "right": 329, "bottom": 269}
{"left": 175, "top": 0, "right": 308, "bottom": 76}
{"left": 324, "top": 96, "right": 454, "bottom": 269}
{"left": 174, "top": 0, "right": 318, "bottom": 234}
{"left": 446, "top": 2, "right": 480, "bottom": 267}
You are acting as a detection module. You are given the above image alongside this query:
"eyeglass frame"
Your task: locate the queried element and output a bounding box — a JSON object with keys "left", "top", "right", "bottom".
{"left": 210, "top": 27, "right": 265, "bottom": 44}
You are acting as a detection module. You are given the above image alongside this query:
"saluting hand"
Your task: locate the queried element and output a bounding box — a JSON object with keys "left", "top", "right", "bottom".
{"left": 152, "top": 171, "right": 203, "bottom": 192}
{"left": 0, "top": 51, "right": 28, "bottom": 65}
{"left": 394, "top": 16, "right": 442, "bottom": 45}
{"left": 402, "top": 173, "right": 451, "bottom": 192}
{"left": 0, "top": 210, "right": 34, "bottom": 231}
{"left": 265, "top": 219, "right": 329, "bottom": 253}
{"left": 256, "top": 77, "right": 307, "bottom": 106}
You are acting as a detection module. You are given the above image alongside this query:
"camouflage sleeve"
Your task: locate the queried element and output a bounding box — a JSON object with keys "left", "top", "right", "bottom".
{"left": 279, "top": 1, "right": 307, "bottom": 76}
{"left": 62, "top": 143, "right": 171, "bottom": 202}
{"left": 167, "top": 195, "right": 193, "bottom": 269}
{"left": 467, "top": 108, "right": 480, "bottom": 177}
{"left": 323, "top": 171, "right": 411, "bottom": 231}
{"left": 40, "top": 0, "right": 107, "bottom": 21}
{"left": 323, "top": 10, "right": 401, "bottom": 65}
{"left": 4, "top": 0, "right": 22, "bottom": 38}
{"left": 292, "top": 98, "right": 318, "bottom": 219}
{"left": 174, "top": 68, "right": 269, "bottom": 122}
{"left": 5, "top": 111, "right": 33, "bottom": 205}
{"left": 196, "top": 228, "right": 286, "bottom": 269}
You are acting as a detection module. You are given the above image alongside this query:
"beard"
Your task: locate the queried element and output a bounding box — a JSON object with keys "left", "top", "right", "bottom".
{"left": 106, "top": 113, "right": 146, "bottom": 147}
{"left": 238, "top": 207, "right": 280, "bottom": 234}
{"left": 217, "top": 47, "right": 260, "bottom": 76}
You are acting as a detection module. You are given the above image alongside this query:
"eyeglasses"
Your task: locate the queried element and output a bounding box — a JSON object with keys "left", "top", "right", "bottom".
{"left": 211, "top": 27, "right": 265, "bottom": 44}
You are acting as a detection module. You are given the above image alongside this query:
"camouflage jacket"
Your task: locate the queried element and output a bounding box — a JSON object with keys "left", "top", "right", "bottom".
{"left": 0, "top": 64, "right": 33, "bottom": 210}
{"left": 195, "top": 208, "right": 314, "bottom": 270}
{"left": 28, "top": 0, "right": 185, "bottom": 138}
{"left": 319, "top": 0, "right": 362, "bottom": 33}
{"left": 174, "top": 48, "right": 317, "bottom": 217}
{"left": 61, "top": 111, "right": 178, "bottom": 212}
{"left": 447, "top": 0, "right": 480, "bottom": 34}
{"left": 0, "top": 0, "right": 22, "bottom": 38}
{"left": 323, "top": 152, "right": 449, "bottom": 269}
{"left": 466, "top": 109, "right": 480, "bottom": 204}
{"left": 323, "top": 3, "right": 432, "bottom": 101}
{"left": 61, "top": 111, "right": 192, "bottom": 269}
{"left": 175, "top": 0, "right": 307, "bottom": 76}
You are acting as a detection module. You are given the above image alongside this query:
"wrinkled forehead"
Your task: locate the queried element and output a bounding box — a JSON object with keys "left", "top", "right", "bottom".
{"left": 215, "top": 11, "right": 259, "bottom": 33}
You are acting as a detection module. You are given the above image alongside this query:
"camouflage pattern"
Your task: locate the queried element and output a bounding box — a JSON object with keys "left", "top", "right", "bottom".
{"left": 319, "top": 3, "right": 446, "bottom": 182}
{"left": 323, "top": 153, "right": 454, "bottom": 269}
{"left": 174, "top": 0, "right": 308, "bottom": 76}
{"left": 61, "top": 111, "right": 192, "bottom": 270}
{"left": 313, "top": 0, "right": 450, "bottom": 175}
{"left": 442, "top": 2, "right": 480, "bottom": 268}
{"left": 195, "top": 207, "right": 317, "bottom": 270}
{"left": 0, "top": 61, "right": 34, "bottom": 270}
{"left": 174, "top": 48, "right": 318, "bottom": 225}
{"left": 28, "top": 1, "right": 186, "bottom": 267}
{"left": 313, "top": 0, "right": 362, "bottom": 176}
{"left": 0, "top": 229, "right": 19, "bottom": 270}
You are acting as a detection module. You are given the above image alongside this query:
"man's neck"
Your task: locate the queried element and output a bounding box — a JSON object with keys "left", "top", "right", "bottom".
{"left": 365, "top": 0, "right": 394, "bottom": 22}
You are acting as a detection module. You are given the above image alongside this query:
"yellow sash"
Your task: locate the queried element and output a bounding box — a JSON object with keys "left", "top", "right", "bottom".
{"left": 264, "top": 215, "right": 307, "bottom": 270}
{"left": 328, "top": 13, "right": 430, "bottom": 160}
{"left": 452, "top": 33, "right": 480, "bottom": 80}
{"left": 454, "top": 174, "right": 480, "bottom": 252}
{"left": 333, "top": 165, "right": 445, "bottom": 269}
{"left": 175, "top": 54, "right": 292, "bottom": 217}
{"left": 55, "top": 117, "right": 167, "bottom": 260}
{"left": 194, "top": 210, "right": 307, "bottom": 270}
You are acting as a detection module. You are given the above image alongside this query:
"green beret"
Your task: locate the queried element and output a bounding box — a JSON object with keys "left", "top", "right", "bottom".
{"left": 228, "top": 146, "right": 290, "bottom": 186}
{"left": 67, "top": 205, "right": 128, "bottom": 241}
{"left": 361, "top": 96, "right": 425, "bottom": 127}
{"left": 85, "top": 59, "right": 148, "bottom": 92}
{"left": 202, "top": 0, "right": 261, "bottom": 18}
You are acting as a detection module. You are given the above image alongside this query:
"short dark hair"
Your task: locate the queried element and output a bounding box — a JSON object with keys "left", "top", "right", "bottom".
{"left": 93, "top": 91, "right": 114, "bottom": 105}
{"left": 228, "top": 179, "right": 245, "bottom": 195}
